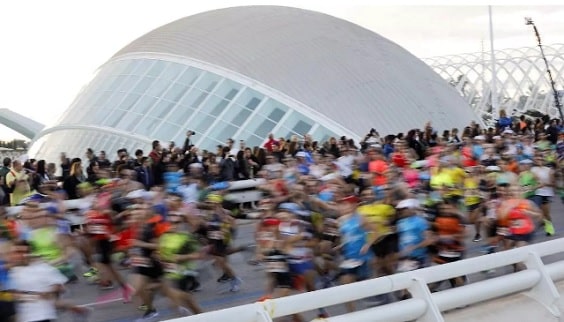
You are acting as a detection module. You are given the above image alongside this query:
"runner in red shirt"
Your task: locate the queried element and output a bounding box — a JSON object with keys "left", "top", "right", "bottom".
{"left": 84, "top": 192, "right": 131, "bottom": 301}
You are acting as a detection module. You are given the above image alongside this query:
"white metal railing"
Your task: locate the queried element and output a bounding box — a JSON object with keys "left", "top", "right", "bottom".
{"left": 164, "top": 238, "right": 564, "bottom": 322}
{"left": 5, "top": 178, "right": 267, "bottom": 220}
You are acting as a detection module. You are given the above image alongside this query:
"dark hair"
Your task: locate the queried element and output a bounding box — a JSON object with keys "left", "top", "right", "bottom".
{"left": 3, "top": 157, "right": 11, "bottom": 167}
{"left": 36, "top": 160, "right": 46, "bottom": 175}
{"left": 152, "top": 140, "right": 160, "bottom": 149}
{"left": 135, "top": 149, "right": 144, "bottom": 157}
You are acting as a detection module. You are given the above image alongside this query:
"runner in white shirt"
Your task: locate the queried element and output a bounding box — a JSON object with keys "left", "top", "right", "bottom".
{"left": 9, "top": 241, "right": 90, "bottom": 322}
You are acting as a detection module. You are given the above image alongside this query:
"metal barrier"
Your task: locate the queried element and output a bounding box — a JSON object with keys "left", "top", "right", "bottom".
{"left": 163, "top": 238, "right": 564, "bottom": 322}
{"left": 5, "top": 178, "right": 267, "bottom": 220}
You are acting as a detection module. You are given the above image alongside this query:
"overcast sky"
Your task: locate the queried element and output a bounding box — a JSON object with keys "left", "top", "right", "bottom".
{"left": 1, "top": 1, "right": 563, "bottom": 140}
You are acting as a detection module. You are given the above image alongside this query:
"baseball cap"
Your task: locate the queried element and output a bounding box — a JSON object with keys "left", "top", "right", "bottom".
{"left": 396, "top": 198, "right": 420, "bottom": 209}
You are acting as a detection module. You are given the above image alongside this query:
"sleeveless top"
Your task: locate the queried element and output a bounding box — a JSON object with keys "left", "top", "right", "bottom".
{"left": 339, "top": 214, "right": 371, "bottom": 262}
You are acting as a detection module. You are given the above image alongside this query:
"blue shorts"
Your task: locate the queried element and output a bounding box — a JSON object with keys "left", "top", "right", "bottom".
{"left": 288, "top": 261, "right": 315, "bottom": 275}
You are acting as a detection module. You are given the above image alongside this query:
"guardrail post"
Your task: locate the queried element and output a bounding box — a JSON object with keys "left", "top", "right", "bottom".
{"left": 524, "top": 251, "right": 561, "bottom": 317}
{"left": 258, "top": 300, "right": 276, "bottom": 322}
{"left": 407, "top": 277, "right": 444, "bottom": 322}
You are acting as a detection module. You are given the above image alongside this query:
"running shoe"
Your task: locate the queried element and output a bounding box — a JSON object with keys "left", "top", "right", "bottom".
{"left": 317, "top": 308, "right": 330, "bottom": 318}
{"left": 472, "top": 234, "right": 482, "bottom": 242}
{"left": 230, "top": 277, "right": 242, "bottom": 292}
{"left": 98, "top": 281, "right": 114, "bottom": 290}
{"left": 83, "top": 267, "right": 98, "bottom": 278}
{"left": 67, "top": 275, "right": 79, "bottom": 284}
{"left": 69, "top": 306, "right": 92, "bottom": 322}
{"left": 178, "top": 307, "right": 191, "bottom": 316}
{"left": 137, "top": 304, "right": 148, "bottom": 311}
{"left": 189, "top": 280, "right": 202, "bottom": 292}
{"left": 136, "top": 308, "right": 159, "bottom": 322}
{"left": 544, "top": 220, "right": 555, "bottom": 236}
{"left": 217, "top": 274, "right": 231, "bottom": 283}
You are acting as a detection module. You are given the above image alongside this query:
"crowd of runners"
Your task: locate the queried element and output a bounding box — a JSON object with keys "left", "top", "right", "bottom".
{"left": 0, "top": 110, "right": 563, "bottom": 322}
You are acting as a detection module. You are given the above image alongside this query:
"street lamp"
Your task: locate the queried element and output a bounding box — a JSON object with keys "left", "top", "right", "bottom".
{"left": 524, "top": 17, "right": 564, "bottom": 122}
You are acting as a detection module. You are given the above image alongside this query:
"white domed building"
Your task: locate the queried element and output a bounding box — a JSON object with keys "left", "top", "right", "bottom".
{"left": 29, "top": 6, "right": 480, "bottom": 161}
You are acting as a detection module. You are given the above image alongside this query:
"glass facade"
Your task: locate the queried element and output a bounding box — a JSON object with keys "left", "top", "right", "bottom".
{"left": 30, "top": 58, "right": 339, "bottom": 162}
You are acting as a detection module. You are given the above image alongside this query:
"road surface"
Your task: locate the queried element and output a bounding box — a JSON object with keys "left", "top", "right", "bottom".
{"left": 55, "top": 199, "right": 564, "bottom": 322}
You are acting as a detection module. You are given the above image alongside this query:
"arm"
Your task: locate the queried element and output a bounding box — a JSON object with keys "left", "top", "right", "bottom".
{"left": 360, "top": 216, "right": 379, "bottom": 254}
{"left": 401, "top": 230, "right": 436, "bottom": 257}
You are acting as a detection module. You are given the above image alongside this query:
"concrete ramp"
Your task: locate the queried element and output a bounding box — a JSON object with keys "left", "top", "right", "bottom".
{"left": 444, "top": 280, "right": 564, "bottom": 322}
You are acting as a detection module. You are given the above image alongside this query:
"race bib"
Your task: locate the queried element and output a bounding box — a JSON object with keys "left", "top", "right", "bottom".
{"left": 257, "top": 231, "right": 274, "bottom": 241}
{"left": 438, "top": 250, "right": 461, "bottom": 258}
{"left": 208, "top": 230, "right": 224, "bottom": 240}
{"left": 265, "top": 261, "right": 289, "bottom": 273}
{"left": 88, "top": 224, "right": 108, "bottom": 235}
{"left": 162, "top": 262, "right": 179, "bottom": 273}
{"left": 17, "top": 292, "right": 41, "bottom": 302}
{"left": 324, "top": 227, "right": 339, "bottom": 236}
{"left": 130, "top": 256, "right": 151, "bottom": 267}
{"left": 497, "top": 227, "right": 510, "bottom": 236}
{"left": 510, "top": 219, "right": 524, "bottom": 228}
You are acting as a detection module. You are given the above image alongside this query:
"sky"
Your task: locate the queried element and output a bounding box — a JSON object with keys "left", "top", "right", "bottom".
{"left": 1, "top": 1, "right": 563, "bottom": 141}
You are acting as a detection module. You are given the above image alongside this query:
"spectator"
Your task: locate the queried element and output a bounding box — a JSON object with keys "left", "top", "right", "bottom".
{"left": 60, "top": 153, "right": 71, "bottom": 181}
{"left": 0, "top": 157, "right": 11, "bottom": 205}
{"left": 6, "top": 160, "right": 31, "bottom": 205}
{"left": 263, "top": 133, "right": 278, "bottom": 153}
{"left": 63, "top": 161, "right": 85, "bottom": 200}
{"left": 97, "top": 150, "right": 112, "bottom": 169}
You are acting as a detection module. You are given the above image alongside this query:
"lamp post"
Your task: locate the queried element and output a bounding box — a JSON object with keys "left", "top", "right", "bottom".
{"left": 525, "top": 17, "right": 564, "bottom": 122}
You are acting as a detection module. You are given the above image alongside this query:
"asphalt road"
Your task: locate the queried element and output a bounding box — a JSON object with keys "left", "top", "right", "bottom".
{"left": 55, "top": 198, "right": 564, "bottom": 322}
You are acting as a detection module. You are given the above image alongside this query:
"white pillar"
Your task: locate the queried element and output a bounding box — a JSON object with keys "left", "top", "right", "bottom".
{"left": 489, "top": 5, "right": 499, "bottom": 118}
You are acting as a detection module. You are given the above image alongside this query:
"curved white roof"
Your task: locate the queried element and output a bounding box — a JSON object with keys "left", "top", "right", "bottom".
{"left": 113, "top": 5, "right": 480, "bottom": 136}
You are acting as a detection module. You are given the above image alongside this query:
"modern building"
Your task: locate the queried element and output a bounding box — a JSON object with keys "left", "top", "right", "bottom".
{"left": 28, "top": 6, "right": 479, "bottom": 162}
{"left": 423, "top": 44, "right": 564, "bottom": 123}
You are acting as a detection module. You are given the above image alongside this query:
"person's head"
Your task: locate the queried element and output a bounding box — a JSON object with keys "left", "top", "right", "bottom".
{"left": 86, "top": 148, "right": 94, "bottom": 159}
{"left": 12, "top": 160, "right": 22, "bottom": 172}
{"left": 36, "top": 159, "right": 46, "bottom": 174}
{"left": 99, "top": 150, "right": 107, "bottom": 160}
{"left": 533, "top": 154, "right": 545, "bottom": 166}
{"left": 226, "top": 138, "right": 234, "bottom": 148}
{"left": 359, "top": 187, "right": 375, "bottom": 204}
{"left": 258, "top": 198, "right": 276, "bottom": 212}
{"left": 206, "top": 193, "right": 224, "bottom": 209}
{"left": 338, "top": 195, "right": 360, "bottom": 215}
{"left": 9, "top": 240, "right": 34, "bottom": 266}
{"left": 167, "top": 193, "right": 184, "bottom": 210}
{"left": 3, "top": 157, "right": 11, "bottom": 167}
{"left": 135, "top": 149, "right": 144, "bottom": 159}
{"left": 152, "top": 140, "right": 161, "bottom": 152}
{"left": 46, "top": 163, "right": 56, "bottom": 175}
{"left": 70, "top": 162, "right": 82, "bottom": 177}
{"left": 167, "top": 212, "right": 185, "bottom": 231}
{"left": 395, "top": 198, "right": 419, "bottom": 218}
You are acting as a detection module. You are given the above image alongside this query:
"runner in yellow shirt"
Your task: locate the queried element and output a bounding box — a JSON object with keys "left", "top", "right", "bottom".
{"left": 357, "top": 187, "right": 398, "bottom": 278}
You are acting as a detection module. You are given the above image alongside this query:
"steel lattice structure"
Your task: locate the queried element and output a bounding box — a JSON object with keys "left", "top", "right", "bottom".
{"left": 423, "top": 44, "right": 564, "bottom": 125}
